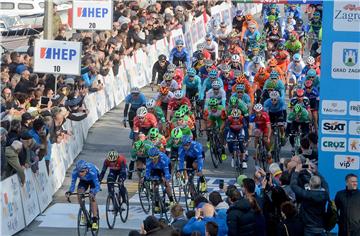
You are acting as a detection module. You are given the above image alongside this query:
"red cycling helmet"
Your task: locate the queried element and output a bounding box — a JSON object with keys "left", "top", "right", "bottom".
{"left": 305, "top": 80, "right": 313, "bottom": 88}
{"left": 296, "top": 88, "right": 305, "bottom": 97}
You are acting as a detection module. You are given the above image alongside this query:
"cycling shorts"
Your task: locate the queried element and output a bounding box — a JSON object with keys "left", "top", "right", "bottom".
{"left": 78, "top": 179, "right": 97, "bottom": 194}
{"left": 185, "top": 155, "right": 197, "bottom": 170}
{"left": 150, "top": 169, "right": 165, "bottom": 179}
{"left": 269, "top": 110, "right": 286, "bottom": 124}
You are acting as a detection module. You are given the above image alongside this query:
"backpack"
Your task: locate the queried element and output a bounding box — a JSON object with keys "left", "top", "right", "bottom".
{"left": 324, "top": 199, "right": 337, "bottom": 232}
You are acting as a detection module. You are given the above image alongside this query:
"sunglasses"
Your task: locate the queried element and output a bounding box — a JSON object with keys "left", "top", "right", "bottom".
{"left": 294, "top": 60, "right": 300, "bottom": 63}
{"left": 308, "top": 76, "right": 315, "bottom": 78}
{"left": 271, "top": 99, "right": 278, "bottom": 102}
{"left": 210, "top": 105, "right": 217, "bottom": 109}
{"left": 237, "top": 91, "right": 244, "bottom": 93}
{"left": 149, "top": 155, "right": 159, "bottom": 159}
{"left": 213, "top": 88, "right": 219, "bottom": 91}
{"left": 138, "top": 116, "right": 145, "bottom": 120}
{"left": 305, "top": 86, "right": 312, "bottom": 89}
{"left": 79, "top": 169, "right": 87, "bottom": 173}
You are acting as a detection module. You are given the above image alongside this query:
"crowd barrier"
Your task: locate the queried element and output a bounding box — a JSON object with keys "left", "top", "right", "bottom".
{"left": 0, "top": 3, "right": 261, "bottom": 235}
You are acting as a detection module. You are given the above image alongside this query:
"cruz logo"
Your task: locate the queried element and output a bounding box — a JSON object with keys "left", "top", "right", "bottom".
{"left": 77, "top": 7, "right": 109, "bottom": 18}
{"left": 40, "top": 47, "right": 77, "bottom": 60}
{"left": 321, "top": 137, "right": 346, "bottom": 152}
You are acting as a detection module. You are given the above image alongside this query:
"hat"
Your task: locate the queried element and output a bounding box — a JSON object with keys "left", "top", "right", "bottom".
{"left": 143, "top": 216, "right": 159, "bottom": 232}
{"left": 16, "top": 64, "right": 27, "bottom": 74}
{"left": 64, "top": 78, "right": 75, "bottom": 85}
{"left": 269, "top": 163, "right": 282, "bottom": 177}
{"left": 237, "top": 174, "right": 247, "bottom": 187}
{"left": 158, "top": 54, "right": 166, "bottom": 61}
{"left": 20, "top": 132, "right": 33, "bottom": 140}
{"left": 21, "top": 112, "right": 33, "bottom": 121}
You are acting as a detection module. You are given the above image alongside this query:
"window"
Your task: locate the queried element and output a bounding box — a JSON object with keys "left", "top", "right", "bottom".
{"left": 39, "top": 2, "right": 45, "bottom": 8}
{"left": 0, "top": 2, "right": 15, "bottom": 10}
{"left": 18, "top": 3, "right": 34, "bottom": 10}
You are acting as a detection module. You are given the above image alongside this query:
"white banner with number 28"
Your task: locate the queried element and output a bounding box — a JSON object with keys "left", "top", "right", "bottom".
{"left": 33, "top": 39, "right": 82, "bottom": 75}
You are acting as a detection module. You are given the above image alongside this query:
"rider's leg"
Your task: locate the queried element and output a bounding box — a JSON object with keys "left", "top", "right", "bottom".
{"left": 164, "top": 179, "right": 174, "bottom": 203}
{"left": 312, "top": 110, "right": 318, "bottom": 131}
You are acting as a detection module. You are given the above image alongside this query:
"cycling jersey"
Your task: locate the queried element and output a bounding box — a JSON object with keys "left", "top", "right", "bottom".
{"left": 200, "top": 78, "right": 224, "bottom": 100}
{"left": 148, "top": 135, "right": 167, "bottom": 151}
{"left": 167, "top": 97, "right": 191, "bottom": 113}
{"left": 204, "top": 106, "right": 227, "bottom": 128}
{"left": 285, "top": 40, "right": 302, "bottom": 54}
{"left": 178, "top": 141, "right": 204, "bottom": 172}
{"left": 149, "top": 106, "right": 166, "bottom": 123}
{"left": 130, "top": 140, "right": 154, "bottom": 161}
{"left": 99, "top": 155, "right": 127, "bottom": 181}
{"left": 133, "top": 113, "right": 158, "bottom": 133}
{"left": 244, "top": 30, "right": 260, "bottom": 44}
{"left": 251, "top": 112, "right": 271, "bottom": 133}
{"left": 125, "top": 93, "right": 147, "bottom": 110}
{"left": 287, "top": 108, "right": 310, "bottom": 123}
{"left": 227, "top": 116, "right": 245, "bottom": 132}
{"left": 169, "top": 47, "right": 191, "bottom": 69}
{"left": 166, "top": 137, "right": 182, "bottom": 152}
{"left": 290, "top": 97, "right": 311, "bottom": 110}
{"left": 231, "top": 93, "right": 251, "bottom": 106}
{"left": 253, "top": 72, "right": 270, "bottom": 90}
{"left": 246, "top": 61, "right": 266, "bottom": 77}
{"left": 193, "top": 49, "right": 211, "bottom": 61}
{"left": 205, "top": 88, "right": 226, "bottom": 109}
{"left": 145, "top": 152, "right": 171, "bottom": 181}
{"left": 204, "top": 41, "right": 218, "bottom": 59}
{"left": 264, "top": 98, "right": 287, "bottom": 113}
{"left": 182, "top": 75, "right": 202, "bottom": 94}
{"left": 304, "top": 88, "right": 320, "bottom": 110}
{"left": 304, "top": 77, "right": 320, "bottom": 91}
{"left": 70, "top": 161, "right": 100, "bottom": 194}
{"left": 288, "top": 61, "right": 305, "bottom": 76}
{"left": 152, "top": 60, "right": 170, "bottom": 84}
{"left": 154, "top": 91, "right": 174, "bottom": 105}
{"left": 160, "top": 79, "right": 179, "bottom": 92}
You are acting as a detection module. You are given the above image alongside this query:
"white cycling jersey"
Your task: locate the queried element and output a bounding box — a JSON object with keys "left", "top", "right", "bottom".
{"left": 160, "top": 80, "right": 179, "bottom": 92}
{"left": 154, "top": 91, "right": 174, "bottom": 103}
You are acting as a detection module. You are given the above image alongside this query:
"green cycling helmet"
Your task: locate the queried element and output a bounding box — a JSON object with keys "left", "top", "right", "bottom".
{"left": 294, "top": 104, "right": 302, "bottom": 114}
{"left": 208, "top": 98, "right": 218, "bottom": 107}
{"left": 174, "top": 109, "right": 185, "bottom": 118}
{"left": 180, "top": 104, "right": 189, "bottom": 114}
{"left": 171, "top": 127, "right": 183, "bottom": 139}
{"left": 229, "top": 96, "right": 238, "bottom": 106}
{"left": 134, "top": 140, "right": 144, "bottom": 150}
{"left": 267, "top": 81, "right": 277, "bottom": 90}
{"left": 149, "top": 128, "right": 159, "bottom": 139}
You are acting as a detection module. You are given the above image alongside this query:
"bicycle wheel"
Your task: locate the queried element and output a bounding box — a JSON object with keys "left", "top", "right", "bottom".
{"left": 171, "top": 162, "right": 182, "bottom": 202}
{"left": 105, "top": 195, "right": 117, "bottom": 229}
{"left": 77, "top": 208, "right": 88, "bottom": 236}
{"left": 138, "top": 182, "right": 150, "bottom": 214}
{"left": 209, "top": 136, "right": 220, "bottom": 168}
{"left": 159, "top": 185, "right": 172, "bottom": 223}
{"left": 183, "top": 183, "right": 194, "bottom": 212}
{"left": 235, "top": 151, "right": 242, "bottom": 175}
{"left": 214, "top": 135, "right": 223, "bottom": 164}
{"left": 89, "top": 206, "right": 99, "bottom": 236}
{"left": 119, "top": 189, "right": 129, "bottom": 223}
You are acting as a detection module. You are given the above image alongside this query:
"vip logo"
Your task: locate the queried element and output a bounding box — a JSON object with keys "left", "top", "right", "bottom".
{"left": 343, "top": 48, "right": 358, "bottom": 67}
{"left": 335, "top": 155, "right": 360, "bottom": 170}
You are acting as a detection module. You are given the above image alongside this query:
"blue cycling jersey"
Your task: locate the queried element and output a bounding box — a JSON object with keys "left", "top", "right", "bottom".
{"left": 169, "top": 47, "right": 191, "bottom": 69}
{"left": 231, "top": 93, "right": 251, "bottom": 105}
{"left": 145, "top": 152, "right": 171, "bottom": 181}
{"left": 178, "top": 141, "right": 203, "bottom": 172}
{"left": 125, "top": 93, "right": 147, "bottom": 110}
{"left": 70, "top": 161, "right": 100, "bottom": 194}
{"left": 198, "top": 66, "right": 209, "bottom": 80}
{"left": 182, "top": 75, "right": 202, "bottom": 92}
{"left": 200, "top": 78, "right": 224, "bottom": 100}
{"left": 263, "top": 98, "right": 287, "bottom": 113}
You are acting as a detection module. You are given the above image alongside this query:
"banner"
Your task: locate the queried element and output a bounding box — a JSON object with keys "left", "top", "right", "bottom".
{"left": 319, "top": 0, "right": 360, "bottom": 198}
{"left": 169, "top": 28, "right": 185, "bottom": 49}
{"left": 20, "top": 169, "right": 41, "bottom": 225}
{"left": 34, "top": 160, "right": 54, "bottom": 212}
{"left": 1, "top": 175, "right": 25, "bottom": 236}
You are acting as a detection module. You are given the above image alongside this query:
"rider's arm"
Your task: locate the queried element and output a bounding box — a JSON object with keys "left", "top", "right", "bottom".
{"left": 196, "top": 76, "right": 202, "bottom": 95}
{"left": 185, "top": 48, "right": 191, "bottom": 69}
{"left": 99, "top": 160, "right": 108, "bottom": 182}
{"left": 89, "top": 168, "right": 101, "bottom": 194}
{"left": 123, "top": 95, "right": 131, "bottom": 118}
{"left": 195, "top": 143, "right": 204, "bottom": 172}
{"left": 152, "top": 62, "right": 159, "bottom": 84}
{"left": 162, "top": 155, "right": 171, "bottom": 181}
{"left": 199, "top": 79, "right": 208, "bottom": 100}
{"left": 69, "top": 169, "right": 78, "bottom": 192}
{"left": 145, "top": 160, "right": 151, "bottom": 180}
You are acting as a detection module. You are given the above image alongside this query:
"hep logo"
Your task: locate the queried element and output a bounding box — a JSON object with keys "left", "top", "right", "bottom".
{"left": 77, "top": 7, "right": 109, "bottom": 18}
{"left": 339, "top": 156, "right": 356, "bottom": 169}
{"left": 40, "top": 47, "right": 77, "bottom": 60}
{"left": 331, "top": 103, "right": 338, "bottom": 108}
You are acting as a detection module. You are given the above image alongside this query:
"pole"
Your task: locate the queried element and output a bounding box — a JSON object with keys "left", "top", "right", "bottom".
{"left": 54, "top": 74, "right": 58, "bottom": 97}
{"left": 44, "top": 0, "right": 54, "bottom": 39}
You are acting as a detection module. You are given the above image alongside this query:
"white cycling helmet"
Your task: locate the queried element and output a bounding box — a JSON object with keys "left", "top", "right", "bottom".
{"left": 131, "top": 87, "right": 140, "bottom": 94}
{"left": 307, "top": 56, "right": 315, "bottom": 65}
{"left": 146, "top": 99, "right": 156, "bottom": 108}
{"left": 231, "top": 54, "right": 240, "bottom": 63}
{"left": 136, "top": 107, "right": 148, "bottom": 117}
{"left": 174, "top": 90, "right": 184, "bottom": 99}
{"left": 197, "top": 43, "right": 205, "bottom": 50}
{"left": 253, "top": 103, "right": 263, "bottom": 112}
{"left": 167, "top": 63, "right": 177, "bottom": 72}
{"left": 269, "top": 91, "right": 280, "bottom": 99}
{"left": 211, "top": 80, "right": 221, "bottom": 89}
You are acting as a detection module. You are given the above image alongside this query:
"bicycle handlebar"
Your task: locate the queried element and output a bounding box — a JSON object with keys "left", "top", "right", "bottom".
{"left": 66, "top": 192, "right": 90, "bottom": 203}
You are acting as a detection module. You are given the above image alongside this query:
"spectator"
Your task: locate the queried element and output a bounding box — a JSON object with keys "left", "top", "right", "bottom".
{"left": 276, "top": 201, "right": 304, "bottom": 236}
{"left": 14, "top": 70, "right": 32, "bottom": 93}
{"left": 19, "top": 132, "right": 40, "bottom": 173}
{"left": 300, "top": 137, "right": 318, "bottom": 162}
{"left": 208, "top": 191, "right": 229, "bottom": 219}
{"left": 171, "top": 204, "right": 187, "bottom": 235}
{"left": 4, "top": 140, "right": 25, "bottom": 184}
{"left": 290, "top": 164, "right": 329, "bottom": 236}
{"left": 7, "top": 120, "right": 21, "bottom": 145}
{"left": 279, "top": 172, "right": 296, "bottom": 202}
{"left": 140, "top": 215, "right": 173, "bottom": 236}
{"left": 21, "top": 112, "right": 34, "bottom": 133}
{"left": 335, "top": 173, "right": 360, "bottom": 236}
{"left": 1, "top": 127, "right": 8, "bottom": 179}
{"left": 205, "top": 221, "right": 218, "bottom": 236}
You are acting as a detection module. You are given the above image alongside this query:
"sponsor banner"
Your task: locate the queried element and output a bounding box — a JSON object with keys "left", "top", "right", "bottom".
{"left": 348, "top": 138, "right": 360, "bottom": 153}
{"left": 169, "top": 28, "right": 185, "bottom": 49}
{"left": 321, "top": 100, "right": 347, "bottom": 115}
{"left": 332, "top": 42, "right": 360, "bottom": 80}
{"left": 321, "top": 119, "right": 347, "bottom": 135}
{"left": 33, "top": 40, "right": 81, "bottom": 75}
{"left": 321, "top": 137, "right": 347, "bottom": 152}
{"left": 349, "top": 121, "right": 360, "bottom": 136}
{"left": 20, "top": 169, "right": 41, "bottom": 225}
{"left": 72, "top": 0, "right": 113, "bottom": 30}
{"left": 349, "top": 101, "right": 360, "bottom": 116}
{"left": 333, "top": 0, "right": 360, "bottom": 32}
{"left": 334, "top": 155, "right": 360, "bottom": 170}
{"left": 1, "top": 175, "right": 25, "bottom": 236}
{"left": 34, "top": 160, "right": 54, "bottom": 212}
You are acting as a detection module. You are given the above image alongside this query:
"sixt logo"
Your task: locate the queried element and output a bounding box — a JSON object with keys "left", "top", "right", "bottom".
{"left": 77, "top": 7, "right": 109, "bottom": 18}
{"left": 40, "top": 47, "right": 77, "bottom": 60}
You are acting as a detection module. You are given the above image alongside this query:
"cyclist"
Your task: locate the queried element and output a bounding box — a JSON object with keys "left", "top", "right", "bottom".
{"left": 66, "top": 160, "right": 101, "bottom": 230}
{"left": 160, "top": 73, "right": 179, "bottom": 92}
{"left": 151, "top": 54, "right": 170, "bottom": 85}
{"left": 253, "top": 67, "right": 269, "bottom": 103}
{"left": 178, "top": 135, "right": 206, "bottom": 207}
{"left": 264, "top": 15, "right": 281, "bottom": 34}
{"left": 147, "top": 128, "right": 166, "bottom": 152}
{"left": 286, "top": 104, "right": 310, "bottom": 153}
{"left": 169, "top": 109, "right": 193, "bottom": 138}
{"left": 123, "top": 87, "right": 146, "bottom": 130}
{"left": 198, "top": 59, "right": 215, "bottom": 80}
{"left": 302, "top": 56, "right": 321, "bottom": 77}
{"left": 99, "top": 150, "right": 127, "bottom": 205}
{"left": 304, "top": 80, "right": 320, "bottom": 131}
{"left": 232, "top": 84, "right": 251, "bottom": 107}
{"left": 274, "top": 42, "right": 290, "bottom": 76}
{"left": 285, "top": 4, "right": 302, "bottom": 20}
{"left": 246, "top": 56, "right": 265, "bottom": 83}
{"left": 231, "top": 54, "right": 244, "bottom": 72}
{"left": 232, "top": 74, "right": 254, "bottom": 103}
{"left": 146, "top": 99, "right": 166, "bottom": 132}
{"left": 169, "top": 39, "right": 190, "bottom": 69}
{"left": 166, "top": 127, "right": 183, "bottom": 168}
{"left": 219, "top": 64, "right": 236, "bottom": 99}
{"left": 287, "top": 53, "right": 305, "bottom": 97}
{"left": 232, "top": 10, "right": 245, "bottom": 32}
{"left": 216, "top": 22, "right": 230, "bottom": 57}
{"left": 129, "top": 138, "right": 154, "bottom": 179}
{"left": 303, "top": 68, "right": 320, "bottom": 92}
{"left": 263, "top": 91, "right": 287, "bottom": 145}
{"left": 205, "top": 81, "right": 226, "bottom": 109}
{"left": 133, "top": 107, "right": 158, "bottom": 139}
{"left": 182, "top": 68, "right": 202, "bottom": 100}
{"left": 200, "top": 70, "right": 224, "bottom": 101}
{"left": 167, "top": 90, "right": 191, "bottom": 121}
{"left": 285, "top": 31, "right": 302, "bottom": 56}
{"left": 251, "top": 104, "right": 272, "bottom": 163}
{"left": 204, "top": 34, "right": 218, "bottom": 61}
{"left": 308, "top": 11, "right": 322, "bottom": 40}
{"left": 243, "top": 21, "right": 261, "bottom": 52}
{"left": 241, "top": 14, "right": 259, "bottom": 42}
{"left": 144, "top": 147, "right": 175, "bottom": 211}
{"left": 193, "top": 52, "right": 205, "bottom": 72}
{"left": 154, "top": 86, "right": 174, "bottom": 116}
{"left": 263, "top": 71, "right": 286, "bottom": 100}
{"left": 193, "top": 43, "right": 211, "bottom": 62}
{"left": 289, "top": 89, "right": 311, "bottom": 119}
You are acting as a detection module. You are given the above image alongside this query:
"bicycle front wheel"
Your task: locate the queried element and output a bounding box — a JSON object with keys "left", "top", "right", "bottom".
{"left": 105, "top": 195, "right": 117, "bottom": 229}
{"left": 209, "top": 137, "right": 220, "bottom": 168}
{"left": 138, "top": 182, "right": 150, "bottom": 214}
{"left": 77, "top": 208, "right": 88, "bottom": 236}
{"left": 171, "top": 162, "right": 182, "bottom": 202}
{"left": 120, "top": 190, "right": 129, "bottom": 223}
{"left": 90, "top": 206, "right": 99, "bottom": 236}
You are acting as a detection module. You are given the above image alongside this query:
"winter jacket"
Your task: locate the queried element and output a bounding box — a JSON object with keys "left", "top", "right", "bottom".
{"left": 335, "top": 189, "right": 360, "bottom": 236}
{"left": 183, "top": 216, "right": 227, "bottom": 236}
{"left": 227, "top": 198, "right": 256, "bottom": 236}
{"left": 276, "top": 217, "right": 304, "bottom": 236}
{"left": 215, "top": 201, "right": 229, "bottom": 220}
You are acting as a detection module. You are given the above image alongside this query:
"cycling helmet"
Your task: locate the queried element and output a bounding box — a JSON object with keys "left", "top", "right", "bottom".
{"left": 174, "top": 109, "right": 185, "bottom": 119}
{"left": 164, "top": 73, "right": 172, "bottom": 81}
{"left": 209, "top": 70, "right": 218, "bottom": 78}
{"left": 196, "top": 53, "right": 204, "bottom": 60}
{"left": 313, "top": 11, "right": 321, "bottom": 18}
{"left": 204, "top": 59, "right": 214, "bottom": 67}
{"left": 236, "top": 84, "right": 245, "bottom": 91}
{"left": 269, "top": 91, "right": 280, "bottom": 99}
{"left": 131, "top": 87, "right": 140, "bottom": 94}
{"left": 159, "top": 86, "right": 169, "bottom": 95}
{"left": 197, "top": 43, "right": 205, "bottom": 50}
{"left": 287, "top": 12, "right": 294, "bottom": 19}
{"left": 182, "top": 135, "right": 192, "bottom": 145}
{"left": 253, "top": 103, "right": 263, "bottom": 112}
{"left": 149, "top": 128, "right": 159, "bottom": 139}
{"left": 296, "top": 89, "right": 305, "bottom": 97}
{"left": 236, "top": 9, "right": 244, "bottom": 17}
{"left": 136, "top": 107, "right": 147, "bottom": 117}
{"left": 251, "top": 44, "right": 260, "bottom": 51}
{"left": 305, "top": 80, "right": 313, "bottom": 88}
{"left": 289, "top": 31, "right": 298, "bottom": 41}
{"left": 222, "top": 64, "right": 231, "bottom": 73}
{"left": 76, "top": 160, "right": 87, "bottom": 171}
{"left": 236, "top": 74, "right": 246, "bottom": 84}
{"left": 233, "top": 70, "right": 242, "bottom": 78}
{"left": 208, "top": 98, "right": 218, "bottom": 107}
{"left": 258, "top": 67, "right": 266, "bottom": 74}
{"left": 294, "top": 104, "right": 302, "bottom": 114}
{"left": 267, "top": 15, "right": 276, "bottom": 22}
{"left": 175, "top": 39, "right": 184, "bottom": 46}
{"left": 245, "top": 14, "right": 253, "bottom": 21}
{"left": 146, "top": 98, "right": 156, "bottom": 109}
{"left": 180, "top": 104, "right": 189, "bottom": 114}
{"left": 107, "top": 150, "right": 119, "bottom": 162}
{"left": 229, "top": 96, "right": 238, "bottom": 106}
{"left": 187, "top": 68, "right": 196, "bottom": 77}
{"left": 148, "top": 147, "right": 160, "bottom": 157}
{"left": 248, "top": 21, "right": 256, "bottom": 29}
{"left": 231, "top": 109, "right": 242, "bottom": 118}
{"left": 253, "top": 56, "right": 261, "bottom": 64}
{"left": 174, "top": 90, "right": 184, "bottom": 99}
{"left": 293, "top": 53, "right": 301, "bottom": 62}
{"left": 277, "top": 42, "right": 285, "bottom": 50}
{"left": 212, "top": 80, "right": 221, "bottom": 89}
{"left": 269, "top": 58, "right": 278, "bottom": 66}
{"left": 306, "top": 56, "right": 315, "bottom": 65}
{"left": 231, "top": 54, "right": 240, "bottom": 63}
{"left": 167, "top": 63, "right": 177, "bottom": 72}
{"left": 307, "top": 68, "right": 317, "bottom": 77}
{"left": 270, "top": 70, "right": 279, "bottom": 79}
{"left": 270, "top": 4, "right": 277, "bottom": 9}
{"left": 134, "top": 140, "right": 144, "bottom": 150}
{"left": 267, "top": 81, "right": 277, "bottom": 89}
{"left": 286, "top": 24, "right": 294, "bottom": 32}
{"left": 296, "top": 18, "right": 303, "bottom": 26}
{"left": 205, "top": 33, "right": 212, "bottom": 40}
{"left": 171, "top": 127, "right": 183, "bottom": 139}
{"left": 158, "top": 54, "right": 166, "bottom": 61}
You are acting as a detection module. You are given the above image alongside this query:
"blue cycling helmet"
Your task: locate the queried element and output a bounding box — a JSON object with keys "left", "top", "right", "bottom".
{"left": 293, "top": 53, "right": 301, "bottom": 62}
{"left": 182, "top": 135, "right": 192, "bottom": 145}
{"left": 253, "top": 56, "right": 261, "bottom": 64}
{"left": 148, "top": 147, "right": 160, "bottom": 157}
{"left": 270, "top": 71, "right": 279, "bottom": 79}
{"left": 307, "top": 68, "right": 317, "bottom": 77}
{"left": 187, "top": 68, "right": 196, "bottom": 77}
{"left": 209, "top": 70, "right": 218, "bottom": 78}
{"left": 175, "top": 39, "right": 184, "bottom": 46}
{"left": 236, "top": 84, "right": 245, "bottom": 91}
{"left": 270, "top": 4, "right": 277, "bottom": 9}
{"left": 76, "top": 160, "right": 87, "bottom": 171}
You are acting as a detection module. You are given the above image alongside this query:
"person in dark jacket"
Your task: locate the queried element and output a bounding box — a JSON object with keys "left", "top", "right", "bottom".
{"left": 335, "top": 173, "right": 360, "bottom": 236}
{"left": 152, "top": 54, "right": 170, "bottom": 85}
{"left": 290, "top": 164, "right": 329, "bottom": 236}
{"left": 226, "top": 188, "right": 256, "bottom": 236}
{"left": 276, "top": 201, "right": 304, "bottom": 236}
{"left": 171, "top": 204, "right": 187, "bottom": 235}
